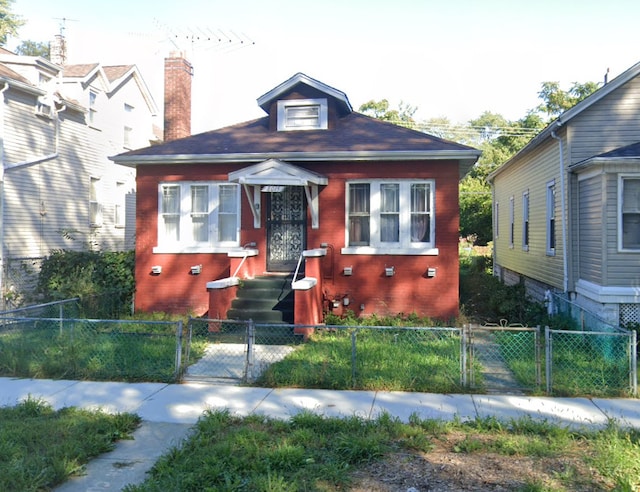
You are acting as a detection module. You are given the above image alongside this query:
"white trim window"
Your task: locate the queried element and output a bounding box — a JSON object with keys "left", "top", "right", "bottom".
{"left": 90, "top": 177, "right": 103, "bottom": 227}
{"left": 546, "top": 180, "right": 556, "bottom": 255}
{"left": 522, "top": 190, "right": 529, "bottom": 251}
{"left": 277, "top": 98, "right": 328, "bottom": 131}
{"left": 89, "top": 90, "right": 98, "bottom": 127}
{"left": 344, "top": 180, "right": 437, "bottom": 255}
{"left": 115, "top": 181, "right": 125, "bottom": 228}
{"left": 509, "top": 196, "right": 514, "bottom": 248}
{"left": 155, "top": 182, "right": 240, "bottom": 252}
{"left": 620, "top": 175, "right": 640, "bottom": 251}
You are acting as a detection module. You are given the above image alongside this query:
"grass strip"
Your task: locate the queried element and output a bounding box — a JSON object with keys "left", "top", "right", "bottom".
{"left": 0, "top": 397, "right": 140, "bottom": 491}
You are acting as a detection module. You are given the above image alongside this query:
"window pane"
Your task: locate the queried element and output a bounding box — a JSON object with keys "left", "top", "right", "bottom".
{"left": 218, "top": 185, "right": 238, "bottom": 242}
{"left": 622, "top": 179, "right": 640, "bottom": 249}
{"left": 411, "top": 184, "right": 429, "bottom": 213}
{"left": 162, "top": 186, "right": 180, "bottom": 214}
{"left": 380, "top": 184, "right": 399, "bottom": 242}
{"left": 286, "top": 105, "right": 320, "bottom": 128}
{"left": 411, "top": 184, "right": 430, "bottom": 242}
{"left": 348, "top": 184, "right": 370, "bottom": 245}
{"left": 623, "top": 179, "right": 640, "bottom": 212}
{"left": 191, "top": 186, "right": 208, "bottom": 213}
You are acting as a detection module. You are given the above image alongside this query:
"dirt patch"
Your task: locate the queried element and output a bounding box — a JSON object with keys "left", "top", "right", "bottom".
{"left": 349, "top": 434, "right": 610, "bottom": 491}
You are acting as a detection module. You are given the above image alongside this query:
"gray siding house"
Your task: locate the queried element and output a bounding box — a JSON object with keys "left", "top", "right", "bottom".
{"left": 0, "top": 48, "right": 158, "bottom": 306}
{"left": 489, "top": 60, "right": 640, "bottom": 327}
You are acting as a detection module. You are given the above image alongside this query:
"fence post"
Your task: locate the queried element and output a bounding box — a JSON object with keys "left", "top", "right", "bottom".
{"left": 245, "top": 319, "right": 255, "bottom": 383}
{"left": 58, "top": 303, "right": 63, "bottom": 334}
{"left": 461, "top": 325, "right": 467, "bottom": 388}
{"left": 631, "top": 329, "right": 638, "bottom": 397}
{"left": 351, "top": 329, "right": 357, "bottom": 389}
{"left": 535, "top": 325, "right": 541, "bottom": 389}
{"left": 174, "top": 320, "right": 183, "bottom": 381}
{"left": 545, "top": 326, "right": 551, "bottom": 395}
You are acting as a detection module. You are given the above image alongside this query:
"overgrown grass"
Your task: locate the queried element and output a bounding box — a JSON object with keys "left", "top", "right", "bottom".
{"left": 124, "top": 409, "right": 640, "bottom": 491}
{"left": 0, "top": 397, "right": 140, "bottom": 492}
{"left": 0, "top": 319, "right": 189, "bottom": 382}
{"left": 256, "top": 327, "right": 468, "bottom": 392}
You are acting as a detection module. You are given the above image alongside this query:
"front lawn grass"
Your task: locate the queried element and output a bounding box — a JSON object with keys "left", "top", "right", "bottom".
{"left": 255, "top": 327, "right": 467, "bottom": 392}
{"left": 124, "top": 409, "right": 640, "bottom": 491}
{"left": 0, "top": 398, "right": 140, "bottom": 491}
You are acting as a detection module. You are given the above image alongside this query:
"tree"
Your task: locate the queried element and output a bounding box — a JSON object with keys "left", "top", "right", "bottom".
{"left": 358, "top": 99, "right": 417, "bottom": 128}
{"left": 0, "top": 0, "right": 24, "bottom": 46}
{"left": 14, "top": 40, "right": 49, "bottom": 58}
{"left": 536, "top": 81, "right": 600, "bottom": 119}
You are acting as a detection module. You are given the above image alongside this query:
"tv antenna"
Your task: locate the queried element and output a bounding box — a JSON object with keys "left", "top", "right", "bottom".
{"left": 152, "top": 19, "right": 255, "bottom": 57}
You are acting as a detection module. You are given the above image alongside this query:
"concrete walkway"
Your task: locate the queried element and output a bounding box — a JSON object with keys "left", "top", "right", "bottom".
{"left": 2, "top": 377, "right": 640, "bottom": 491}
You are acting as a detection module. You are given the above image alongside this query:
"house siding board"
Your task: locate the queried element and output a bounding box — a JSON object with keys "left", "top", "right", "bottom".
{"left": 570, "top": 77, "right": 640, "bottom": 164}
{"left": 577, "top": 175, "right": 603, "bottom": 284}
{"left": 493, "top": 138, "right": 565, "bottom": 290}
{"left": 603, "top": 172, "right": 640, "bottom": 286}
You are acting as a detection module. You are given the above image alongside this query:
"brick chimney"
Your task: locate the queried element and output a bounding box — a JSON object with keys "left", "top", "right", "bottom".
{"left": 163, "top": 53, "right": 193, "bottom": 141}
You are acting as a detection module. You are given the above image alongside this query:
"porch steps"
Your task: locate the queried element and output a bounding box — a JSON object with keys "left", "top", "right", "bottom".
{"left": 226, "top": 275, "right": 294, "bottom": 324}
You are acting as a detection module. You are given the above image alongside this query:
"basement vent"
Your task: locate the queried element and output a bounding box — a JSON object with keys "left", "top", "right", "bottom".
{"left": 620, "top": 303, "right": 640, "bottom": 326}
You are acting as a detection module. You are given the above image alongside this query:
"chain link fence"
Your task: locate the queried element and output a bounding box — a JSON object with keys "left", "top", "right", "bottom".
{"left": 0, "top": 316, "right": 184, "bottom": 382}
{"left": 0, "top": 300, "right": 636, "bottom": 396}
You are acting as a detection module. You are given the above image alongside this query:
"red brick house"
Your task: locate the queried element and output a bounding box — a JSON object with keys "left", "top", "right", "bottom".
{"left": 112, "top": 69, "right": 480, "bottom": 325}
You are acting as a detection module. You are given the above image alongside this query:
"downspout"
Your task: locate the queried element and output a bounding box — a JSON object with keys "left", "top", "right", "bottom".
{"left": 551, "top": 125, "right": 569, "bottom": 293}
{"left": 0, "top": 81, "right": 10, "bottom": 309}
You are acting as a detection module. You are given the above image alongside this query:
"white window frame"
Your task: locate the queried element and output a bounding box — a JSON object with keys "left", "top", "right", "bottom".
{"left": 89, "top": 90, "right": 99, "bottom": 127}
{"left": 277, "top": 98, "right": 328, "bottom": 131}
{"left": 90, "top": 176, "right": 103, "bottom": 227}
{"left": 522, "top": 190, "right": 529, "bottom": 251}
{"left": 123, "top": 103, "right": 134, "bottom": 148}
{"left": 619, "top": 174, "right": 640, "bottom": 252}
{"left": 509, "top": 196, "right": 514, "bottom": 248}
{"left": 154, "top": 181, "right": 241, "bottom": 253}
{"left": 115, "top": 181, "right": 125, "bottom": 228}
{"left": 342, "top": 179, "right": 438, "bottom": 255}
{"left": 546, "top": 180, "right": 556, "bottom": 256}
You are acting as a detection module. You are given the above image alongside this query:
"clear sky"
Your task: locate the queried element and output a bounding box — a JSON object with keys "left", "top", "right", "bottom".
{"left": 8, "top": 0, "right": 640, "bottom": 134}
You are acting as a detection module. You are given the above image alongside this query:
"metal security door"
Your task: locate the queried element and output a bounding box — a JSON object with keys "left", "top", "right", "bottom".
{"left": 266, "top": 187, "right": 306, "bottom": 272}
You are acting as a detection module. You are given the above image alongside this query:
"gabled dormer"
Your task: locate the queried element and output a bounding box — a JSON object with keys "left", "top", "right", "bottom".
{"left": 256, "top": 72, "right": 352, "bottom": 132}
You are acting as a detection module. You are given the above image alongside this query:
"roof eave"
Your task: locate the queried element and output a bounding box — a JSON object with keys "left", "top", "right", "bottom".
{"left": 489, "top": 60, "right": 640, "bottom": 181}
{"left": 111, "top": 149, "right": 480, "bottom": 171}
{"left": 571, "top": 155, "right": 640, "bottom": 172}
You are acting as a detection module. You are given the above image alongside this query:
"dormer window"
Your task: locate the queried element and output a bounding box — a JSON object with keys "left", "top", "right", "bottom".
{"left": 277, "top": 98, "right": 328, "bottom": 131}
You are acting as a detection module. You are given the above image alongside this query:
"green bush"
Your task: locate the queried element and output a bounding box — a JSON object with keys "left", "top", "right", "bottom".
{"left": 36, "top": 250, "right": 135, "bottom": 318}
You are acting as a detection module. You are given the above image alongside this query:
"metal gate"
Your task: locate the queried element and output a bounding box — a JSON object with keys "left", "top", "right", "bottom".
{"left": 467, "top": 323, "right": 541, "bottom": 394}
{"left": 266, "top": 186, "right": 306, "bottom": 272}
{"left": 183, "top": 319, "right": 302, "bottom": 383}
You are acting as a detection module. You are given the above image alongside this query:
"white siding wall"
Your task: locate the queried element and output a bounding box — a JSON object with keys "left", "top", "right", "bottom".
{"left": 1, "top": 65, "right": 155, "bottom": 264}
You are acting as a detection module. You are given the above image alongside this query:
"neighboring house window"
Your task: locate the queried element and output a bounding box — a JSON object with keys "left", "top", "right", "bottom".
{"left": 89, "top": 90, "right": 98, "bottom": 126}
{"left": 345, "top": 180, "right": 435, "bottom": 253}
{"left": 546, "top": 180, "right": 556, "bottom": 255}
{"left": 124, "top": 103, "right": 134, "bottom": 148}
{"left": 115, "top": 181, "right": 125, "bottom": 228}
{"left": 509, "top": 196, "right": 514, "bottom": 248}
{"left": 522, "top": 190, "right": 529, "bottom": 251}
{"left": 620, "top": 176, "right": 640, "bottom": 250}
{"left": 277, "top": 98, "right": 328, "bottom": 131}
{"left": 90, "top": 177, "right": 103, "bottom": 227}
{"left": 157, "top": 182, "right": 240, "bottom": 251}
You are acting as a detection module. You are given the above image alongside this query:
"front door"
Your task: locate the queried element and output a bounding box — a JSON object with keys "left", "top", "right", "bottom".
{"left": 266, "top": 186, "right": 307, "bottom": 272}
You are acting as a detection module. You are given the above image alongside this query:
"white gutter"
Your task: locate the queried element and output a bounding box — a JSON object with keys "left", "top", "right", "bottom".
{"left": 551, "top": 127, "right": 569, "bottom": 293}
{"left": 111, "top": 149, "right": 481, "bottom": 165}
{"left": 0, "top": 81, "right": 9, "bottom": 308}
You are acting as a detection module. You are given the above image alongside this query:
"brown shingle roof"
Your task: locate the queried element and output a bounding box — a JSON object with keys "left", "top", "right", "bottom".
{"left": 62, "top": 63, "right": 99, "bottom": 78}
{"left": 103, "top": 65, "right": 133, "bottom": 82}
{"left": 119, "top": 112, "right": 477, "bottom": 159}
{"left": 0, "top": 63, "right": 32, "bottom": 85}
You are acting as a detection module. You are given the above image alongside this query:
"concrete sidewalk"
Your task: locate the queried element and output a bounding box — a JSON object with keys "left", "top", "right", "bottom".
{"left": 2, "top": 377, "right": 640, "bottom": 491}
